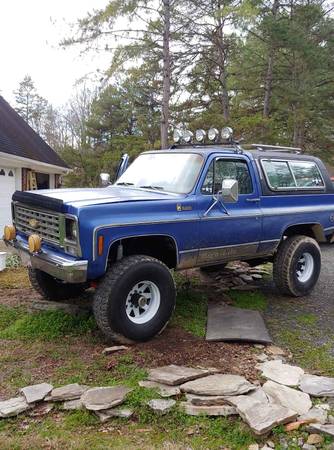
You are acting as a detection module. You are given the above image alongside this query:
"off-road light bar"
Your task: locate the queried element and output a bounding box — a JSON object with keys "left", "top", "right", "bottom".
{"left": 221, "top": 127, "right": 233, "bottom": 141}
{"left": 182, "top": 129, "right": 193, "bottom": 143}
{"left": 208, "top": 127, "right": 219, "bottom": 141}
{"left": 173, "top": 128, "right": 182, "bottom": 143}
{"left": 195, "top": 129, "right": 206, "bottom": 142}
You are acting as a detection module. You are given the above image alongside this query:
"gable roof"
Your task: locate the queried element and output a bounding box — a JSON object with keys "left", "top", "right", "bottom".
{"left": 0, "top": 96, "right": 68, "bottom": 169}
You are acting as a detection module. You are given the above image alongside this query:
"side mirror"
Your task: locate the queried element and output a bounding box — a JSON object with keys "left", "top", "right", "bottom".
{"left": 219, "top": 179, "right": 238, "bottom": 203}
{"left": 100, "top": 173, "right": 111, "bottom": 186}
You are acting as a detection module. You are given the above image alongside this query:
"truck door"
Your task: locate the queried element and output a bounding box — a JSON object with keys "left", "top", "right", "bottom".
{"left": 196, "top": 155, "right": 262, "bottom": 265}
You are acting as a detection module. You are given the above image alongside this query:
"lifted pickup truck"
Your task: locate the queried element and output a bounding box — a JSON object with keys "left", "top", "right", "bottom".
{"left": 4, "top": 133, "right": 334, "bottom": 343}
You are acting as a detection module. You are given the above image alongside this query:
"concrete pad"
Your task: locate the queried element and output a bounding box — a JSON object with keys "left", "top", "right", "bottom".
{"left": 206, "top": 304, "right": 272, "bottom": 344}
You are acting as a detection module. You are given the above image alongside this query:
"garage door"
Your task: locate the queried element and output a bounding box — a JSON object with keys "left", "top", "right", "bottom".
{"left": 0, "top": 168, "right": 16, "bottom": 234}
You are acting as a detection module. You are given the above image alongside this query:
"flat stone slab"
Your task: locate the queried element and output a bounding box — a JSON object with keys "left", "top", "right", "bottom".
{"left": 0, "top": 396, "right": 30, "bottom": 418}
{"left": 147, "top": 399, "right": 175, "bottom": 415}
{"left": 47, "top": 383, "right": 88, "bottom": 401}
{"left": 81, "top": 386, "right": 132, "bottom": 411}
{"left": 206, "top": 304, "right": 272, "bottom": 344}
{"left": 62, "top": 399, "right": 83, "bottom": 410}
{"left": 299, "top": 374, "right": 334, "bottom": 397}
{"left": 148, "top": 365, "right": 214, "bottom": 386}
{"left": 20, "top": 382, "right": 53, "bottom": 404}
{"left": 181, "top": 401, "right": 237, "bottom": 416}
{"left": 299, "top": 407, "right": 328, "bottom": 425}
{"left": 95, "top": 408, "right": 134, "bottom": 422}
{"left": 180, "top": 374, "right": 256, "bottom": 396}
{"left": 233, "top": 397, "right": 298, "bottom": 435}
{"left": 139, "top": 380, "right": 181, "bottom": 397}
{"left": 102, "top": 346, "right": 129, "bottom": 355}
{"left": 258, "top": 360, "right": 304, "bottom": 386}
{"left": 307, "top": 424, "right": 334, "bottom": 437}
{"left": 186, "top": 394, "right": 228, "bottom": 406}
{"left": 263, "top": 380, "right": 312, "bottom": 415}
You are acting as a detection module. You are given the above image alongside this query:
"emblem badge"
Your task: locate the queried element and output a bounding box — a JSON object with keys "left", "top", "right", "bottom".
{"left": 29, "top": 218, "right": 40, "bottom": 229}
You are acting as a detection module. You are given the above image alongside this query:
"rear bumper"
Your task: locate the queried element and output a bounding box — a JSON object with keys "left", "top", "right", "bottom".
{"left": 4, "top": 238, "right": 88, "bottom": 283}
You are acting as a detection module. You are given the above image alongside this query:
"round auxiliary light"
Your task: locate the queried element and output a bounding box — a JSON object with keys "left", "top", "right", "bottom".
{"left": 208, "top": 127, "right": 219, "bottom": 141}
{"left": 4, "top": 224, "right": 16, "bottom": 241}
{"left": 28, "top": 234, "right": 42, "bottom": 253}
{"left": 195, "top": 129, "right": 206, "bottom": 142}
{"left": 173, "top": 128, "right": 183, "bottom": 143}
{"left": 221, "top": 127, "right": 233, "bottom": 141}
{"left": 182, "top": 129, "right": 193, "bottom": 143}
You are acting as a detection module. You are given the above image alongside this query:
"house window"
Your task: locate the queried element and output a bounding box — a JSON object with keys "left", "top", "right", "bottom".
{"left": 8, "top": 170, "right": 14, "bottom": 177}
{"left": 35, "top": 172, "right": 50, "bottom": 189}
{"left": 0, "top": 169, "right": 5, "bottom": 176}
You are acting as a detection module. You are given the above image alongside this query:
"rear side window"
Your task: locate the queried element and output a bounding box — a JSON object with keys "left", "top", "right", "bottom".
{"left": 261, "top": 159, "right": 324, "bottom": 190}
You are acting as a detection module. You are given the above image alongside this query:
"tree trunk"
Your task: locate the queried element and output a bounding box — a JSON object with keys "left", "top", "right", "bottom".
{"left": 160, "top": 0, "right": 171, "bottom": 149}
{"left": 263, "top": 49, "right": 274, "bottom": 118}
{"left": 216, "top": 3, "right": 229, "bottom": 121}
{"left": 263, "top": 0, "right": 280, "bottom": 118}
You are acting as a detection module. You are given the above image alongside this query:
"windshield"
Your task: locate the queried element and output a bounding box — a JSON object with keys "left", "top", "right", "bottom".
{"left": 115, "top": 152, "right": 203, "bottom": 194}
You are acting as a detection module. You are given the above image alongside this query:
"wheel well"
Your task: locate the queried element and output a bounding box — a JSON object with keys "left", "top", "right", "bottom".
{"left": 107, "top": 235, "right": 178, "bottom": 269}
{"left": 282, "top": 224, "right": 326, "bottom": 243}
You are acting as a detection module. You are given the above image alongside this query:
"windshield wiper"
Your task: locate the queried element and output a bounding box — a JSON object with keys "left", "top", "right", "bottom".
{"left": 116, "top": 182, "right": 134, "bottom": 186}
{"left": 139, "top": 185, "right": 164, "bottom": 190}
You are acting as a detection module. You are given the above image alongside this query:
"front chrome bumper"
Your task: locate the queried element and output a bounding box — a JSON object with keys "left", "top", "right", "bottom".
{"left": 4, "top": 238, "right": 88, "bottom": 283}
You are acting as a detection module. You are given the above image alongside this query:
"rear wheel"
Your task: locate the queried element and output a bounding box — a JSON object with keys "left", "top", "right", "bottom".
{"left": 93, "top": 255, "right": 176, "bottom": 343}
{"left": 29, "top": 268, "right": 87, "bottom": 301}
{"left": 273, "top": 235, "right": 321, "bottom": 297}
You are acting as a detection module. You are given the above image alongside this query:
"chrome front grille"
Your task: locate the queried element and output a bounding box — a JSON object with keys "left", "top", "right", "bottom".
{"left": 14, "top": 204, "right": 61, "bottom": 246}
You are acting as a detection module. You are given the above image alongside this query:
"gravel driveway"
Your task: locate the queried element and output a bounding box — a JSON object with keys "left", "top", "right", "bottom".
{"left": 264, "top": 243, "right": 334, "bottom": 351}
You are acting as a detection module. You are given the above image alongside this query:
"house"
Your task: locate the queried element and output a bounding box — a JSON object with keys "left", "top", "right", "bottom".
{"left": 0, "top": 96, "right": 69, "bottom": 232}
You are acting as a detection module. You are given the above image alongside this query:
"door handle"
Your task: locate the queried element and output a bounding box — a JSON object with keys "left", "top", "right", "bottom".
{"left": 246, "top": 198, "right": 260, "bottom": 203}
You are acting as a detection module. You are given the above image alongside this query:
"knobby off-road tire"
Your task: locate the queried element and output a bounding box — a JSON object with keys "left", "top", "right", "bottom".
{"left": 93, "top": 255, "right": 176, "bottom": 343}
{"left": 273, "top": 235, "right": 321, "bottom": 297}
{"left": 28, "top": 268, "right": 87, "bottom": 301}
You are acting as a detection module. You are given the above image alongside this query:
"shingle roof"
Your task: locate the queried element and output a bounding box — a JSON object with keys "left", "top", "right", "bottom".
{"left": 0, "top": 96, "right": 68, "bottom": 169}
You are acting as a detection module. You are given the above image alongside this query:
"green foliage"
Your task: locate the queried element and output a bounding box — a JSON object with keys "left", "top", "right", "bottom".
{"left": 172, "top": 276, "right": 207, "bottom": 337}
{"left": 229, "top": 290, "right": 267, "bottom": 311}
{"left": 5, "top": 254, "right": 21, "bottom": 269}
{"left": 0, "top": 309, "right": 96, "bottom": 341}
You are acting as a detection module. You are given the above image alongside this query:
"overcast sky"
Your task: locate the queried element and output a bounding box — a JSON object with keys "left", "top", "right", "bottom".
{"left": 0, "top": 0, "right": 109, "bottom": 107}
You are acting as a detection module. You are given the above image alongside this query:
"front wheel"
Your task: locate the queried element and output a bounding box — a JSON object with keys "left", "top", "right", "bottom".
{"left": 93, "top": 255, "right": 176, "bottom": 343}
{"left": 273, "top": 235, "right": 321, "bottom": 297}
{"left": 28, "top": 268, "right": 87, "bottom": 301}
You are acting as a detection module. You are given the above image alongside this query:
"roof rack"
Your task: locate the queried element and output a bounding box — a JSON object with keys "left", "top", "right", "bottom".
{"left": 169, "top": 142, "right": 244, "bottom": 154}
{"left": 252, "top": 144, "right": 302, "bottom": 154}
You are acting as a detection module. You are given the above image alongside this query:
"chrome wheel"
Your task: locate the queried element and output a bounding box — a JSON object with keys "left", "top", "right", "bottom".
{"left": 125, "top": 281, "right": 161, "bottom": 324}
{"left": 296, "top": 252, "right": 314, "bottom": 283}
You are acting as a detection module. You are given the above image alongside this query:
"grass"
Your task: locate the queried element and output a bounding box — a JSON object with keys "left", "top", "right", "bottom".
{"left": 171, "top": 287, "right": 207, "bottom": 337}
{"left": 229, "top": 290, "right": 267, "bottom": 311}
{"left": 296, "top": 313, "right": 318, "bottom": 326}
{"left": 0, "top": 267, "right": 30, "bottom": 289}
{"left": 0, "top": 306, "right": 96, "bottom": 340}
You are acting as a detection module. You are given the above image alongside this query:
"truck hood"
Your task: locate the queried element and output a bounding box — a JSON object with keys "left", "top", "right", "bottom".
{"left": 29, "top": 186, "right": 181, "bottom": 207}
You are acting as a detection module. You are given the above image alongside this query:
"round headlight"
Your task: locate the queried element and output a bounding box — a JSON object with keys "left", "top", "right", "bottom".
{"left": 173, "top": 128, "right": 182, "bottom": 143}
{"left": 208, "top": 127, "right": 219, "bottom": 141}
{"left": 221, "top": 127, "right": 233, "bottom": 141}
{"left": 195, "top": 129, "right": 206, "bottom": 142}
{"left": 182, "top": 129, "right": 193, "bottom": 143}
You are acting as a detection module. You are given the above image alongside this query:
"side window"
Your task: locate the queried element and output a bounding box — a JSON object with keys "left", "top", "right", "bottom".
{"left": 262, "top": 159, "right": 324, "bottom": 190}
{"left": 289, "top": 161, "right": 324, "bottom": 188}
{"left": 201, "top": 159, "right": 253, "bottom": 195}
{"left": 261, "top": 160, "right": 295, "bottom": 189}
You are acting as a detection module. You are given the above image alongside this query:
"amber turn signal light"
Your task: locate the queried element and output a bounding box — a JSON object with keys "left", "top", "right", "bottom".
{"left": 4, "top": 225, "right": 16, "bottom": 240}
{"left": 28, "top": 234, "right": 42, "bottom": 253}
{"left": 98, "top": 235, "right": 104, "bottom": 256}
